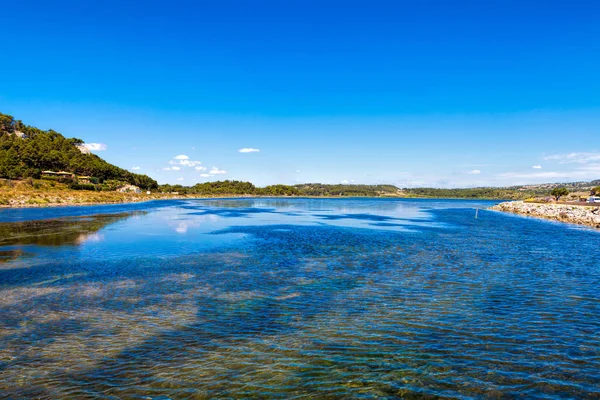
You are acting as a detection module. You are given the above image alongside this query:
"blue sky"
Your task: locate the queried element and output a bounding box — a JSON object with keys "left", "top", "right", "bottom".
{"left": 1, "top": 0, "right": 599, "bottom": 187}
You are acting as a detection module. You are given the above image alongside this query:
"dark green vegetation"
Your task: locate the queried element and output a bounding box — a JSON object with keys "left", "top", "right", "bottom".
{"left": 550, "top": 187, "right": 569, "bottom": 201}
{"left": 295, "top": 183, "right": 399, "bottom": 197}
{"left": 399, "top": 187, "right": 532, "bottom": 200}
{"left": 0, "top": 113, "right": 157, "bottom": 190}
{"left": 158, "top": 180, "right": 600, "bottom": 200}
{"left": 158, "top": 181, "right": 541, "bottom": 199}
{"left": 160, "top": 181, "right": 300, "bottom": 196}
{"left": 159, "top": 182, "right": 404, "bottom": 198}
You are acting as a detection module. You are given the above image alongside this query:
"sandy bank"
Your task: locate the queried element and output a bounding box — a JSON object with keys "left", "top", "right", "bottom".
{"left": 490, "top": 201, "right": 600, "bottom": 229}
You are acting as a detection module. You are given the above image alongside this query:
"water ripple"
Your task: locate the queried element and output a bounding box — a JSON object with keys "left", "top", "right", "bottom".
{"left": 0, "top": 199, "right": 599, "bottom": 399}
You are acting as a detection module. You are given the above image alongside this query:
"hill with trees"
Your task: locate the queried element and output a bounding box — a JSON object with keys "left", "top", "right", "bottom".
{"left": 294, "top": 184, "right": 535, "bottom": 199}
{"left": 159, "top": 181, "right": 300, "bottom": 196}
{"left": 400, "top": 187, "right": 535, "bottom": 200}
{"left": 0, "top": 113, "right": 157, "bottom": 190}
{"left": 294, "top": 183, "right": 400, "bottom": 197}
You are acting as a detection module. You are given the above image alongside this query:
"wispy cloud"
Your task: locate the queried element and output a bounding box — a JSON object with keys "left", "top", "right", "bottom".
{"left": 131, "top": 166, "right": 141, "bottom": 170}
{"left": 497, "top": 171, "right": 574, "bottom": 179}
{"left": 179, "top": 159, "right": 202, "bottom": 167}
{"left": 163, "top": 166, "right": 181, "bottom": 171}
{"left": 176, "top": 177, "right": 184, "bottom": 181}
{"left": 543, "top": 152, "right": 600, "bottom": 164}
{"left": 532, "top": 165, "right": 542, "bottom": 169}
{"left": 239, "top": 148, "right": 260, "bottom": 153}
{"left": 467, "top": 170, "right": 481, "bottom": 175}
{"left": 200, "top": 173, "right": 211, "bottom": 178}
{"left": 174, "top": 154, "right": 189, "bottom": 160}
{"left": 82, "top": 143, "right": 107, "bottom": 151}
{"left": 577, "top": 163, "right": 600, "bottom": 171}
{"left": 210, "top": 167, "right": 226, "bottom": 175}
{"left": 196, "top": 166, "right": 207, "bottom": 171}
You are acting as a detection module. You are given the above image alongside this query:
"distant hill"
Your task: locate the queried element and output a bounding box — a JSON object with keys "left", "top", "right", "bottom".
{"left": 294, "top": 183, "right": 400, "bottom": 197}
{"left": 159, "top": 181, "right": 599, "bottom": 199}
{"left": 0, "top": 113, "right": 157, "bottom": 189}
{"left": 160, "top": 180, "right": 300, "bottom": 196}
{"left": 294, "top": 184, "right": 534, "bottom": 199}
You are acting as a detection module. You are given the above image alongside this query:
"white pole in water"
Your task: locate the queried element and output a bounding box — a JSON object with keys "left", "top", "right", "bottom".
{"left": 475, "top": 208, "right": 479, "bottom": 219}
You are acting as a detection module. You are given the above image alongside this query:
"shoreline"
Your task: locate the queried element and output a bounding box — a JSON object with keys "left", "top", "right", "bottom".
{"left": 0, "top": 193, "right": 266, "bottom": 209}
{"left": 490, "top": 201, "right": 600, "bottom": 229}
{"left": 0, "top": 193, "right": 505, "bottom": 209}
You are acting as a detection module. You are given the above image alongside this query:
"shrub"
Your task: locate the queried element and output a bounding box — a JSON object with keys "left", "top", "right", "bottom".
{"left": 550, "top": 187, "right": 569, "bottom": 201}
{"left": 69, "top": 183, "right": 99, "bottom": 191}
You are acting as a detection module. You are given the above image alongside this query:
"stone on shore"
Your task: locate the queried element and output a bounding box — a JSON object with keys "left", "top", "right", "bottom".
{"left": 490, "top": 201, "right": 600, "bottom": 229}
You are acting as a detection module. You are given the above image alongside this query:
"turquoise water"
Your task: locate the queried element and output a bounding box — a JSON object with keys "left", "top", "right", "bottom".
{"left": 0, "top": 198, "right": 599, "bottom": 398}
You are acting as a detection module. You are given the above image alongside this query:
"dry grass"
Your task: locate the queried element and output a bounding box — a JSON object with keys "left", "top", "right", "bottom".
{"left": 0, "top": 179, "right": 184, "bottom": 207}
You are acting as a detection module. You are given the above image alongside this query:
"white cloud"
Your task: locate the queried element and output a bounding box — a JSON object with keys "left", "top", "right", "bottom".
{"left": 200, "top": 173, "right": 211, "bottom": 177}
{"left": 578, "top": 163, "right": 600, "bottom": 171}
{"left": 239, "top": 148, "right": 260, "bottom": 153}
{"left": 341, "top": 180, "right": 350, "bottom": 184}
{"left": 163, "top": 166, "right": 181, "bottom": 171}
{"left": 532, "top": 165, "right": 542, "bottom": 169}
{"left": 179, "top": 159, "right": 202, "bottom": 167}
{"left": 498, "top": 171, "right": 573, "bottom": 179}
{"left": 196, "top": 166, "right": 207, "bottom": 171}
{"left": 210, "top": 167, "right": 226, "bottom": 175}
{"left": 131, "top": 166, "right": 141, "bottom": 170}
{"left": 543, "top": 152, "right": 600, "bottom": 164}
{"left": 82, "top": 143, "right": 107, "bottom": 151}
{"left": 467, "top": 170, "right": 481, "bottom": 175}
{"left": 176, "top": 177, "right": 184, "bottom": 181}
{"left": 169, "top": 155, "right": 202, "bottom": 167}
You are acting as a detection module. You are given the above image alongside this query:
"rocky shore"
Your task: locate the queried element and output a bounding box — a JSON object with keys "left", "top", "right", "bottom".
{"left": 490, "top": 201, "right": 600, "bottom": 229}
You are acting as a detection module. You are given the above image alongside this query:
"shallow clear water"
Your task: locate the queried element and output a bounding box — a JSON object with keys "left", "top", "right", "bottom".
{"left": 0, "top": 198, "right": 599, "bottom": 399}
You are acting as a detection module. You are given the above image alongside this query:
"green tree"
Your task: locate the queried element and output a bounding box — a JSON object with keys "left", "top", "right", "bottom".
{"left": 0, "top": 112, "right": 158, "bottom": 189}
{"left": 550, "top": 187, "right": 569, "bottom": 201}
{"left": 591, "top": 186, "right": 600, "bottom": 195}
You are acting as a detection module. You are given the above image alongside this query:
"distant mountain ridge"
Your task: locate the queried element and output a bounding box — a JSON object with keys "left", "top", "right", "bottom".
{"left": 0, "top": 113, "right": 157, "bottom": 189}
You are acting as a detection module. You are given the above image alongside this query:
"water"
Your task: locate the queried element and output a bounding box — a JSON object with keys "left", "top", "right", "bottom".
{"left": 0, "top": 198, "right": 599, "bottom": 399}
